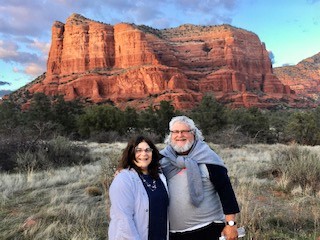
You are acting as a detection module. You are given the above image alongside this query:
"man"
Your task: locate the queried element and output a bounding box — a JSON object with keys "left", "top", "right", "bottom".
{"left": 160, "top": 115, "right": 240, "bottom": 240}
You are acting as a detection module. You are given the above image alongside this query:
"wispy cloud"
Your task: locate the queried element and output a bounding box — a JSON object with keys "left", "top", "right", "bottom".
{"left": 0, "top": 40, "right": 44, "bottom": 64}
{"left": 0, "top": 80, "right": 10, "bottom": 86}
{"left": 0, "top": 0, "right": 239, "bottom": 39}
{"left": 24, "top": 62, "right": 46, "bottom": 77}
{"left": 0, "top": 39, "right": 46, "bottom": 78}
{"left": 0, "top": 1, "right": 63, "bottom": 36}
{"left": 0, "top": 0, "right": 239, "bottom": 80}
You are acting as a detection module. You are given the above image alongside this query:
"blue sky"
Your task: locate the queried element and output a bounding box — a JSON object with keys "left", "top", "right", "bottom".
{"left": 0, "top": 0, "right": 319, "bottom": 93}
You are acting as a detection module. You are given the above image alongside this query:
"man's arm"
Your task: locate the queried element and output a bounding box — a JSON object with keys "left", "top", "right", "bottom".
{"left": 206, "top": 164, "right": 240, "bottom": 214}
{"left": 207, "top": 164, "right": 240, "bottom": 239}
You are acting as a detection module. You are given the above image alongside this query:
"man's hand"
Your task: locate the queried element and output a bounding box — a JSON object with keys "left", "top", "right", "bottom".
{"left": 221, "top": 225, "right": 238, "bottom": 240}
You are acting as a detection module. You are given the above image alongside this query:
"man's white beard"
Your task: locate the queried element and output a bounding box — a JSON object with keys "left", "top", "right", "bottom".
{"left": 171, "top": 139, "right": 194, "bottom": 154}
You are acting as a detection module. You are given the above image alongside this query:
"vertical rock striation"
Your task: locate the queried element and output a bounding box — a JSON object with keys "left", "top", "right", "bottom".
{"left": 26, "top": 13, "right": 295, "bottom": 109}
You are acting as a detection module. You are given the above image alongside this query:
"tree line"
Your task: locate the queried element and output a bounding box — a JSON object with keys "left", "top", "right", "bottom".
{"left": 1, "top": 92, "right": 320, "bottom": 145}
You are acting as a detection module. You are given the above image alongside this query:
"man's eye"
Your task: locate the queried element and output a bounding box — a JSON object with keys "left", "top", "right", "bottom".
{"left": 170, "top": 130, "right": 192, "bottom": 134}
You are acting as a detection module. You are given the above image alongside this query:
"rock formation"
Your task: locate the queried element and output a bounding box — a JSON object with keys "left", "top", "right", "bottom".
{"left": 274, "top": 52, "right": 320, "bottom": 106}
{"left": 22, "top": 13, "right": 297, "bottom": 109}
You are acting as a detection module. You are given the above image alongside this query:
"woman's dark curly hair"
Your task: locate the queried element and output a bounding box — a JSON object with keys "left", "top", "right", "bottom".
{"left": 119, "top": 135, "right": 160, "bottom": 179}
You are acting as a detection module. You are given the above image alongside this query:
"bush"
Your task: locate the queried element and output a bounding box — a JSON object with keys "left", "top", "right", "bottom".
{"left": 229, "top": 107, "right": 272, "bottom": 143}
{"left": 89, "top": 130, "right": 123, "bottom": 143}
{"left": 100, "top": 150, "right": 122, "bottom": 188}
{"left": 270, "top": 145, "right": 320, "bottom": 195}
{"left": 47, "top": 136, "right": 92, "bottom": 166}
{"left": 0, "top": 130, "right": 39, "bottom": 172}
{"left": 127, "top": 131, "right": 163, "bottom": 144}
{"left": 204, "top": 125, "right": 252, "bottom": 147}
{"left": 85, "top": 186, "right": 103, "bottom": 196}
{"left": 15, "top": 136, "right": 92, "bottom": 172}
{"left": 0, "top": 142, "right": 18, "bottom": 172}
{"left": 100, "top": 149, "right": 122, "bottom": 222}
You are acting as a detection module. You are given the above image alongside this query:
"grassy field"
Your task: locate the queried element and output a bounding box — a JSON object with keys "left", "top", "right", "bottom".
{"left": 1, "top": 142, "right": 319, "bottom": 240}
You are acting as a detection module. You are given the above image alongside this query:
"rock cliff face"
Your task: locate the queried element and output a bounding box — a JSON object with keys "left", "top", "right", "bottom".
{"left": 274, "top": 53, "right": 320, "bottom": 105}
{"left": 26, "top": 13, "right": 296, "bottom": 109}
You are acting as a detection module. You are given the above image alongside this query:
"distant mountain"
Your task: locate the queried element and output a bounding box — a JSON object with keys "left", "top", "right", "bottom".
{"left": 6, "top": 13, "right": 313, "bottom": 110}
{"left": 274, "top": 52, "right": 320, "bottom": 104}
{"left": 0, "top": 90, "right": 12, "bottom": 98}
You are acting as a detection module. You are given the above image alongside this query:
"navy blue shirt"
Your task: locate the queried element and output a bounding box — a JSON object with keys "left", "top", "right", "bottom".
{"left": 206, "top": 164, "right": 240, "bottom": 214}
{"left": 140, "top": 174, "right": 169, "bottom": 240}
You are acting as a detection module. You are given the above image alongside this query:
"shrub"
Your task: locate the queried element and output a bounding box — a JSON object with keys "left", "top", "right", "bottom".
{"left": 0, "top": 130, "right": 39, "bottom": 172}
{"left": 204, "top": 125, "right": 252, "bottom": 147}
{"left": 0, "top": 144, "right": 17, "bottom": 172}
{"left": 100, "top": 150, "right": 121, "bottom": 191}
{"left": 126, "top": 131, "right": 163, "bottom": 144}
{"left": 85, "top": 186, "right": 103, "bottom": 197}
{"left": 15, "top": 136, "right": 92, "bottom": 172}
{"left": 89, "top": 130, "right": 123, "bottom": 143}
{"left": 46, "top": 136, "right": 91, "bottom": 166}
{"left": 270, "top": 145, "right": 320, "bottom": 195}
{"left": 100, "top": 150, "right": 122, "bottom": 222}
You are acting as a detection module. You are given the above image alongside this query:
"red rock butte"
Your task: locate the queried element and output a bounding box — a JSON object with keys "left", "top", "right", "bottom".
{"left": 274, "top": 52, "right": 320, "bottom": 105}
{"left": 26, "top": 13, "right": 297, "bottom": 110}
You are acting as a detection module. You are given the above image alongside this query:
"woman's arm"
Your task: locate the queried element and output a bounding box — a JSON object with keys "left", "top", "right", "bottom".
{"left": 108, "top": 172, "right": 141, "bottom": 240}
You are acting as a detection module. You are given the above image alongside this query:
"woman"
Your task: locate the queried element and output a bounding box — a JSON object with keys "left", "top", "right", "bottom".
{"left": 108, "top": 135, "right": 169, "bottom": 240}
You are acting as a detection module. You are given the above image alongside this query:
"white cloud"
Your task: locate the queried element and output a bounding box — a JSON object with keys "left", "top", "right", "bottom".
{"left": 0, "top": 40, "right": 18, "bottom": 58}
{"left": 0, "top": 39, "right": 43, "bottom": 64}
{"left": 30, "top": 39, "right": 50, "bottom": 60}
{"left": 24, "top": 62, "right": 46, "bottom": 77}
{"left": 0, "top": 0, "right": 242, "bottom": 90}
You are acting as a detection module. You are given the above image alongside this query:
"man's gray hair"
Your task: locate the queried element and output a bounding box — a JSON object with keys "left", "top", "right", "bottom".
{"left": 164, "top": 116, "right": 204, "bottom": 144}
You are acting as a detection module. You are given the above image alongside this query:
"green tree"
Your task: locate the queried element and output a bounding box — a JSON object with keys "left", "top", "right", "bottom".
{"left": 267, "top": 110, "right": 293, "bottom": 143}
{"left": 26, "top": 92, "right": 53, "bottom": 123}
{"left": 155, "top": 101, "right": 176, "bottom": 138}
{"left": 230, "top": 107, "right": 270, "bottom": 142}
{"left": 121, "top": 106, "right": 139, "bottom": 133}
{"left": 312, "top": 106, "right": 320, "bottom": 130}
{"left": 77, "top": 105, "right": 122, "bottom": 138}
{"left": 23, "top": 93, "right": 57, "bottom": 139}
{"left": 285, "top": 111, "right": 319, "bottom": 145}
{"left": 191, "top": 94, "right": 227, "bottom": 135}
{"left": 51, "top": 95, "right": 84, "bottom": 135}
{"left": 138, "top": 105, "right": 158, "bottom": 134}
{"left": 0, "top": 100, "right": 22, "bottom": 132}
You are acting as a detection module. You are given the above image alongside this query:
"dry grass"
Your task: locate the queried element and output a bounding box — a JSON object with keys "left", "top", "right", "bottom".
{"left": 1, "top": 142, "right": 320, "bottom": 239}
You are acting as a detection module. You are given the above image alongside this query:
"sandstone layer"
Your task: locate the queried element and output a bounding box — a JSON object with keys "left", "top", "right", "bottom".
{"left": 24, "top": 13, "right": 297, "bottom": 109}
{"left": 274, "top": 52, "right": 320, "bottom": 106}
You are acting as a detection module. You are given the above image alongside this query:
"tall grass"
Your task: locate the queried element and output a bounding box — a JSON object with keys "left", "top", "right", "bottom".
{"left": 0, "top": 163, "right": 108, "bottom": 240}
{"left": 271, "top": 145, "right": 320, "bottom": 195}
{"left": 0, "top": 142, "right": 319, "bottom": 239}
{"left": 15, "top": 136, "right": 92, "bottom": 172}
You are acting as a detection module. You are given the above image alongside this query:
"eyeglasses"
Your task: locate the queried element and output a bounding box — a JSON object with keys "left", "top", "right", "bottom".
{"left": 135, "top": 147, "right": 153, "bottom": 154}
{"left": 170, "top": 129, "right": 194, "bottom": 134}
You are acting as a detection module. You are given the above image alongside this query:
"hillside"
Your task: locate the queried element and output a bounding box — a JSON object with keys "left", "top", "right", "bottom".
{"left": 274, "top": 52, "right": 320, "bottom": 104}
